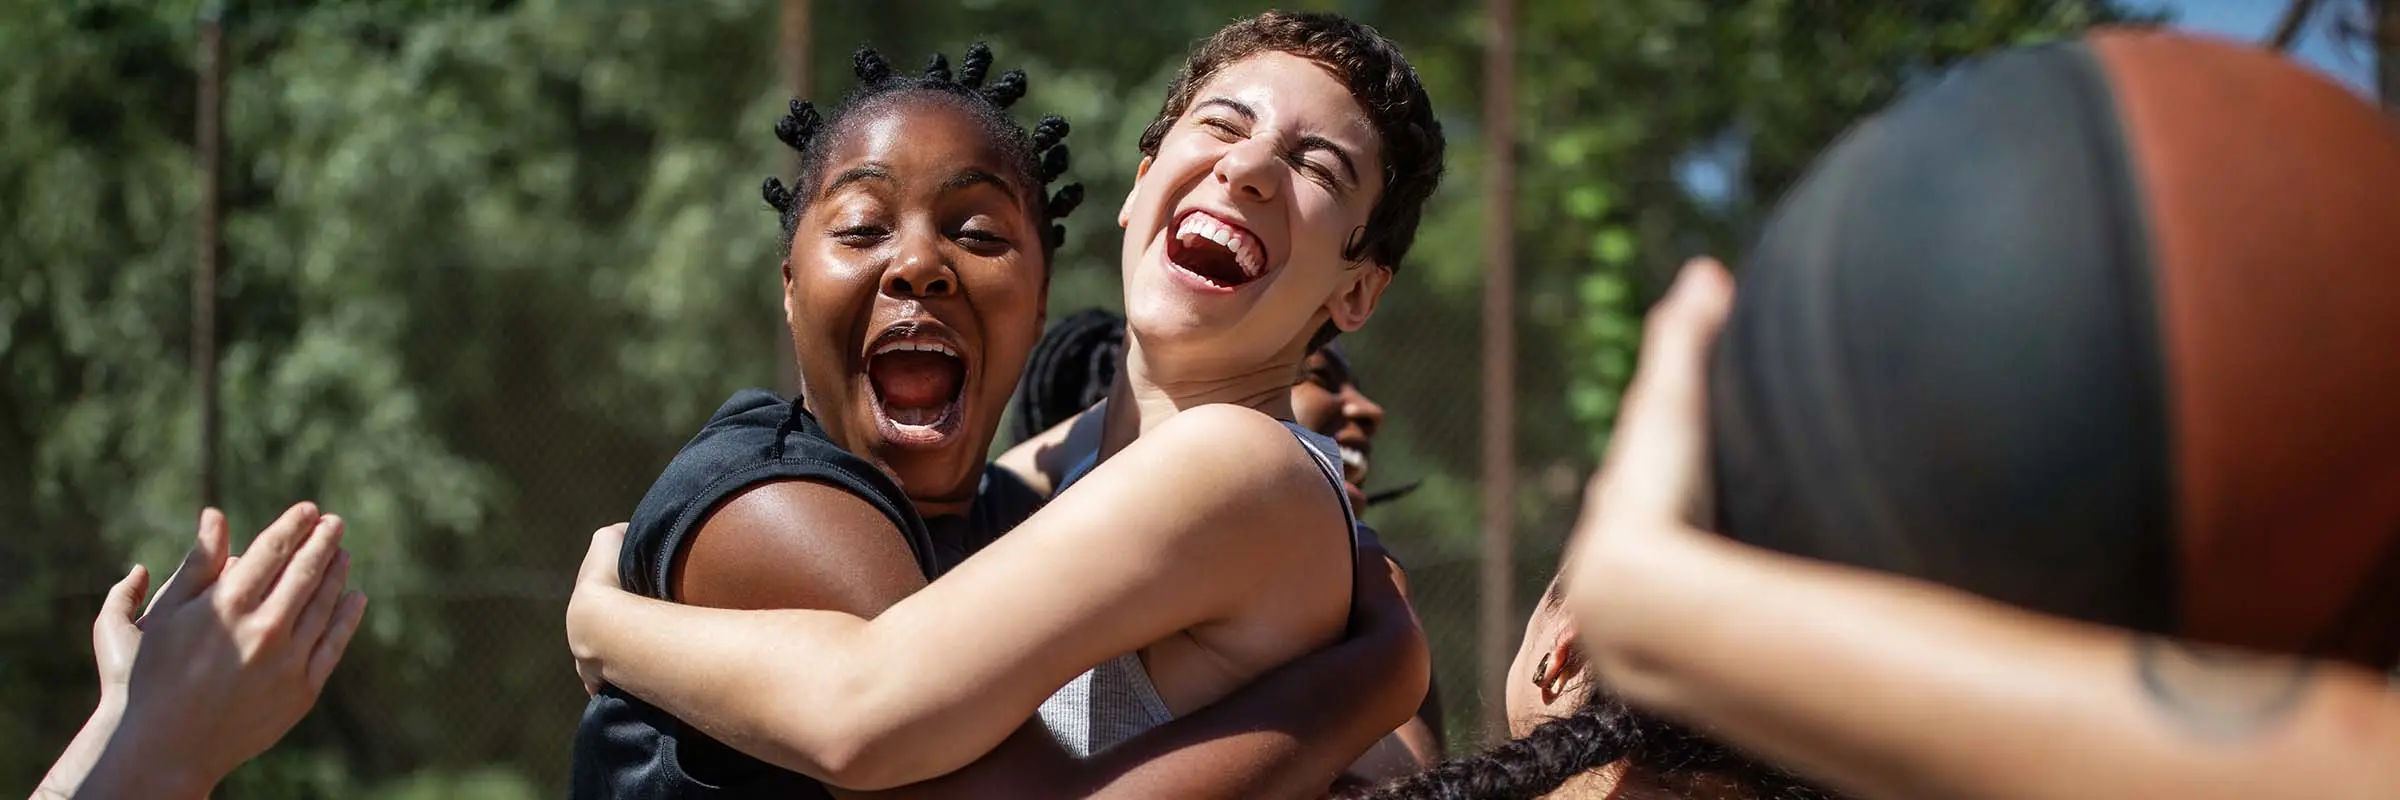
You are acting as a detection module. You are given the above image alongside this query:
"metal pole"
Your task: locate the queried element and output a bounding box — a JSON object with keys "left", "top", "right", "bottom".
{"left": 195, "top": 6, "right": 224, "bottom": 510}
{"left": 2378, "top": 0, "right": 2397, "bottom": 118}
{"left": 2266, "top": 0, "right": 2322, "bottom": 50}
{"left": 1478, "top": 0, "right": 1519, "bottom": 745}
{"left": 776, "top": 0, "right": 811, "bottom": 396}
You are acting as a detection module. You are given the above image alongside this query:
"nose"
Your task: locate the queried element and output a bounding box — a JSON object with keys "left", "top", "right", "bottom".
{"left": 1213, "top": 138, "right": 1281, "bottom": 205}
{"left": 1342, "top": 386, "right": 1383, "bottom": 439}
{"left": 880, "top": 228, "right": 956, "bottom": 299}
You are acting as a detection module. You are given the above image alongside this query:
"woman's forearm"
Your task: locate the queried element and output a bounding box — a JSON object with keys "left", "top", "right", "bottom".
{"left": 1581, "top": 534, "right": 2400, "bottom": 800}
{"left": 584, "top": 590, "right": 901, "bottom": 785}
{"left": 34, "top": 698, "right": 124, "bottom": 799}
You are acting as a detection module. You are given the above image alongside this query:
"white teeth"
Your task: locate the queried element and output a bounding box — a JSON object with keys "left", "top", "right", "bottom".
{"left": 890, "top": 407, "right": 937, "bottom": 426}
{"left": 1339, "top": 446, "right": 1366, "bottom": 471}
{"left": 1174, "top": 212, "right": 1266, "bottom": 275}
{"left": 873, "top": 339, "right": 959, "bottom": 358}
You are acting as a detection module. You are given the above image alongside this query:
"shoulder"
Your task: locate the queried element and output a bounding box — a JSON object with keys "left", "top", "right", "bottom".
{"left": 1142, "top": 404, "right": 1316, "bottom": 469}
{"left": 1113, "top": 405, "right": 1345, "bottom": 532}
{"left": 623, "top": 390, "right": 932, "bottom": 599}
{"left": 673, "top": 479, "right": 927, "bottom": 614}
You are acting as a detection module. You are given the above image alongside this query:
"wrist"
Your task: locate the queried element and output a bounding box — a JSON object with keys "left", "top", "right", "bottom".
{"left": 1573, "top": 528, "right": 1741, "bottom": 693}
{"left": 83, "top": 729, "right": 218, "bottom": 800}
{"left": 91, "top": 689, "right": 128, "bottom": 723}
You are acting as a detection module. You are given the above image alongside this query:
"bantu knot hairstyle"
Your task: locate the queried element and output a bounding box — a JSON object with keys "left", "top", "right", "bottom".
{"left": 759, "top": 42, "right": 1084, "bottom": 253}
{"left": 1006, "top": 308, "right": 1126, "bottom": 447}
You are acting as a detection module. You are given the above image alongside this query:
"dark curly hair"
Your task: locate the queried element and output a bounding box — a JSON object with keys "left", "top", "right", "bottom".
{"left": 1141, "top": 11, "right": 1446, "bottom": 353}
{"left": 761, "top": 42, "right": 1084, "bottom": 255}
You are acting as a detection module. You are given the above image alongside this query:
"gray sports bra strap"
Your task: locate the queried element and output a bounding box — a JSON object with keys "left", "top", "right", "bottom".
{"left": 1278, "top": 422, "right": 1363, "bottom": 561}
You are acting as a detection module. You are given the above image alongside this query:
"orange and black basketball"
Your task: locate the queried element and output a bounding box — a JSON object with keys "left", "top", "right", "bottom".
{"left": 1711, "top": 30, "right": 2400, "bottom": 668}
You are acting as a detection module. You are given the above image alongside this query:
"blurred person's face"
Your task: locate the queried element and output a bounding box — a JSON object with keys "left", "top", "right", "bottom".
{"left": 783, "top": 97, "right": 1048, "bottom": 517}
{"left": 1504, "top": 579, "right": 1588, "bottom": 738}
{"left": 1116, "top": 52, "right": 1393, "bottom": 379}
{"left": 1289, "top": 349, "right": 1382, "bottom": 508}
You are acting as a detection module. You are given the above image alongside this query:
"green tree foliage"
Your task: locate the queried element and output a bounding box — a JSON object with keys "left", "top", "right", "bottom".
{"left": 2, "top": 0, "right": 2153, "bottom": 791}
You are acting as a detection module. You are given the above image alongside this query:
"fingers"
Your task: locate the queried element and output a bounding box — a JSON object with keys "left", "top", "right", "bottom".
{"left": 1590, "top": 258, "right": 1736, "bottom": 523}
{"left": 292, "top": 550, "right": 350, "bottom": 656}
{"left": 99, "top": 564, "right": 150, "bottom": 635}
{"left": 577, "top": 523, "right": 628, "bottom": 589}
{"left": 149, "top": 508, "right": 234, "bottom": 618}
{"left": 307, "top": 591, "right": 368, "bottom": 688}
{"left": 259, "top": 514, "right": 346, "bottom": 625}
{"left": 219, "top": 502, "right": 322, "bottom": 610}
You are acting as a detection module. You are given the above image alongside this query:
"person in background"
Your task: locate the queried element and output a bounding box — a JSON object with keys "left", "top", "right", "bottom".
{"left": 35, "top": 502, "right": 368, "bottom": 799}
{"left": 1362, "top": 571, "right": 1832, "bottom": 800}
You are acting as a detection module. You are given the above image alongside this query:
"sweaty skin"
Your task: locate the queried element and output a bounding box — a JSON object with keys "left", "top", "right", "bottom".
{"left": 570, "top": 59, "right": 1427, "bottom": 796}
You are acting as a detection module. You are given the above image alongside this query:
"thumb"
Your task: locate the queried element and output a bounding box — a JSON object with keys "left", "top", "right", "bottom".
{"left": 100, "top": 564, "right": 149, "bottom": 632}
{"left": 148, "top": 508, "right": 233, "bottom": 618}
{"left": 577, "top": 523, "right": 628, "bottom": 589}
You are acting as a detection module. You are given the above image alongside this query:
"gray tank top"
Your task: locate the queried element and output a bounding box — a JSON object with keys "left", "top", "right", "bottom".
{"left": 1033, "top": 404, "right": 1360, "bottom": 756}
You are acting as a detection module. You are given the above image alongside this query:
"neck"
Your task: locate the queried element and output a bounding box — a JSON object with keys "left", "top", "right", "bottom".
{"left": 1097, "top": 335, "right": 1299, "bottom": 459}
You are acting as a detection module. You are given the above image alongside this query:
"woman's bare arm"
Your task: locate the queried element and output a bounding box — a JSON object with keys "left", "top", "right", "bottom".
{"left": 1564, "top": 258, "right": 2400, "bottom": 800}
{"left": 573, "top": 404, "right": 1354, "bottom": 790}
{"left": 572, "top": 491, "right": 1424, "bottom": 800}
{"left": 882, "top": 538, "right": 1430, "bottom": 800}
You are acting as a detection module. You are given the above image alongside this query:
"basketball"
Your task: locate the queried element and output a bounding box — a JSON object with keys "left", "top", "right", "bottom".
{"left": 1711, "top": 30, "right": 2400, "bottom": 668}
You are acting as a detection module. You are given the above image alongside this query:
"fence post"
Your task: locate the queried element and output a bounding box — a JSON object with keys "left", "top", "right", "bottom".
{"left": 1478, "top": 0, "right": 1519, "bottom": 745}
{"left": 195, "top": 4, "right": 224, "bottom": 510}
{"left": 776, "top": 0, "right": 811, "bottom": 396}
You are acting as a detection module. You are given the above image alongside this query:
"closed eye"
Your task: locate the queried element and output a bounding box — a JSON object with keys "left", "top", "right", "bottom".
{"left": 833, "top": 225, "right": 888, "bottom": 245}
{"left": 1288, "top": 156, "right": 1340, "bottom": 190}
{"left": 953, "top": 226, "right": 1013, "bottom": 255}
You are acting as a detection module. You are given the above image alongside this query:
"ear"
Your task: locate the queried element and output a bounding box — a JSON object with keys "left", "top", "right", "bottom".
{"left": 782, "top": 259, "right": 798, "bottom": 329}
{"left": 1325, "top": 263, "right": 1394, "bottom": 333}
{"left": 1117, "top": 156, "right": 1153, "bottom": 229}
{"left": 1538, "top": 622, "right": 1585, "bottom": 702}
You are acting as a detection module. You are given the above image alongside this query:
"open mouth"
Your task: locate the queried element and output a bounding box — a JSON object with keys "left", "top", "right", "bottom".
{"left": 865, "top": 323, "right": 968, "bottom": 448}
{"left": 1337, "top": 441, "right": 1371, "bottom": 487}
{"left": 1335, "top": 438, "right": 1372, "bottom": 508}
{"left": 1166, "top": 210, "right": 1269, "bottom": 290}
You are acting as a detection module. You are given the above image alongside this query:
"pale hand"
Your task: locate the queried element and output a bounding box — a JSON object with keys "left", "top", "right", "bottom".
{"left": 105, "top": 502, "right": 368, "bottom": 791}
{"left": 1560, "top": 258, "right": 1736, "bottom": 630}
{"left": 567, "top": 522, "right": 630, "bottom": 696}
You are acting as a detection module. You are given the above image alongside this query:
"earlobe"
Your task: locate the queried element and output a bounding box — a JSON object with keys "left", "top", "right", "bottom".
{"left": 1118, "top": 156, "right": 1154, "bottom": 229}
{"left": 1539, "top": 628, "right": 1584, "bottom": 702}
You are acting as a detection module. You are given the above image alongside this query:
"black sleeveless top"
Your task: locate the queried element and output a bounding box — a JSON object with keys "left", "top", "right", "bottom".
{"left": 568, "top": 389, "right": 1041, "bottom": 798}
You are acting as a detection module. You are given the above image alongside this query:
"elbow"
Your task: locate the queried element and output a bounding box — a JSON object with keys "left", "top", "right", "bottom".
{"left": 811, "top": 736, "right": 919, "bottom": 792}
{"left": 778, "top": 676, "right": 940, "bottom": 791}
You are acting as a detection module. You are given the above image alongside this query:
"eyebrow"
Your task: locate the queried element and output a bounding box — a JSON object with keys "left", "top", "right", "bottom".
{"left": 939, "top": 168, "right": 1018, "bottom": 197}
{"left": 1195, "top": 96, "right": 1257, "bottom": 122}
{"left": 822, "top": 163, "right": 893, "bottom": 196}
{"left": 1295, "top": 135, "right": 1361, "bottom": 185}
